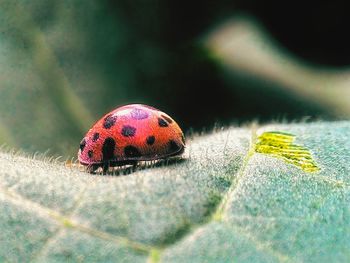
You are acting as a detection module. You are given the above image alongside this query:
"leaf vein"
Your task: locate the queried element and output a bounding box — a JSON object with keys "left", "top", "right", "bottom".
{"left": 0, "top": 185, "right": 154, "bottom": 256}
{"left": 156, "top": 125, "right": 257, "bottom": 259}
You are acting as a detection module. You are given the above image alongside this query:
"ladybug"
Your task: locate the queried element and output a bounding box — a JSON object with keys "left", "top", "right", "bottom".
{"left": 78, "top": 104, "right": 185, "bottom": 173}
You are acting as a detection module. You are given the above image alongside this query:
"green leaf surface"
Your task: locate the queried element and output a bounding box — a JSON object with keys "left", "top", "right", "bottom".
{"left": 0, "top": 121, "right": 349, "bottom": 262}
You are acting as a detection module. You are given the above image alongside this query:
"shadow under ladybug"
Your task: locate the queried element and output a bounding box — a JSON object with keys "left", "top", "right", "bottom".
{"left": 88, "top": 157, "right": 187, "bottom": 176}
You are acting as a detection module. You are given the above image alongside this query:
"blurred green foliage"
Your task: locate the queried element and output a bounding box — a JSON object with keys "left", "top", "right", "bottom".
{"left": 0, "top": 0, "right": 349, "bottom": 157}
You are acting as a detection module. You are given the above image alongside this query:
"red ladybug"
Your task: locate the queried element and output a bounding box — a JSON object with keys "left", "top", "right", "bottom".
{"left": 78, "top": 104, "right": 185, "bottom": 173}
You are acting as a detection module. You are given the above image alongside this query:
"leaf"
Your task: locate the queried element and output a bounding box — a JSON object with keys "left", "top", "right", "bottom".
{"left": 255, "top": 131, "right": 320, "bottom": 172}
{"left": 0, "top": 121, "right": 349, "bottom": 262}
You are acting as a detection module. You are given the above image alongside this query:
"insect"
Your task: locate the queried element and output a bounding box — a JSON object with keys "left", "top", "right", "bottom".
{"left": 78, "top": 104, "right": 185, "bottom": 173}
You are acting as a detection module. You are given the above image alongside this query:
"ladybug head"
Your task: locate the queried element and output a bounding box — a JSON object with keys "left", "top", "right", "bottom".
{"left": 78, "top": 136, "right": 102, "bottom": 165}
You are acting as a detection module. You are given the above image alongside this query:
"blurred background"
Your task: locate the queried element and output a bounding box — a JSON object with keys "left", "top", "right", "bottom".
{"left": 0, "top": 0, "right": 349, "bottom": 158}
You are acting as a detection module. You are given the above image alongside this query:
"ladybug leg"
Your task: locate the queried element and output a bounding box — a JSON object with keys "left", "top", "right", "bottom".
{"left": 123, "top": 161, "right": 138, "bottom": 174}
{"left": 132, "top": 161, "right": 138, "bottom": 171}
{"left": 102, "top": 162, "right": 109, "bottom": 175}
{"left": 87, "top": 164, "right": 100, "bottom": 174}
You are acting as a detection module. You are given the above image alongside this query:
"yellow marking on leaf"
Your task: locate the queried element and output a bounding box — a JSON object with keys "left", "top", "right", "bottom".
{"left": 255, "top": 131, "right": 320, "bottom": 172}
{"left": 148, "top": 249, "right": 161, "bottom": 263}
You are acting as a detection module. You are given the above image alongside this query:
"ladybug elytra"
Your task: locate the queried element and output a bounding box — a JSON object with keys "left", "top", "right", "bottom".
{"left": 78, "top": 104, "right": 185, "bottom": 173}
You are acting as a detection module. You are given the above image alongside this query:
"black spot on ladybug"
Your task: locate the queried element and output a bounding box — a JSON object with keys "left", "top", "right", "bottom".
{"left": 79, "top": 138, "right": 86, "bottom": 152}
{"left": 92, "top": 133, "right": 100, "bottom": 142}
{"left": 103, "top": 114, "right": 117, "bottom": 129}
{"left": 169, "top": 140, "right": 180, "bottom": 152}
{"left": 121, "top": 125, "right": 136, "bottom": 137}
{"left": 102, "top": 137, "right": 116, "bottom": 161}
{"left": 88, "top": 150, "right": 93, "bottom": 158}
{"left": 158, "top": 117, "right": 168, "bottom": 127}
{"left": 131, "top": 108, "right": 149, "bottom": 120}
{"left": 161, "top": 114, "right": 173, "bottom": 124}
{"left": 146, "top": 135, "right": 155, "bottom": 145}
{"left": 124, "top": 145, "right": 141, "bottom": 158}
